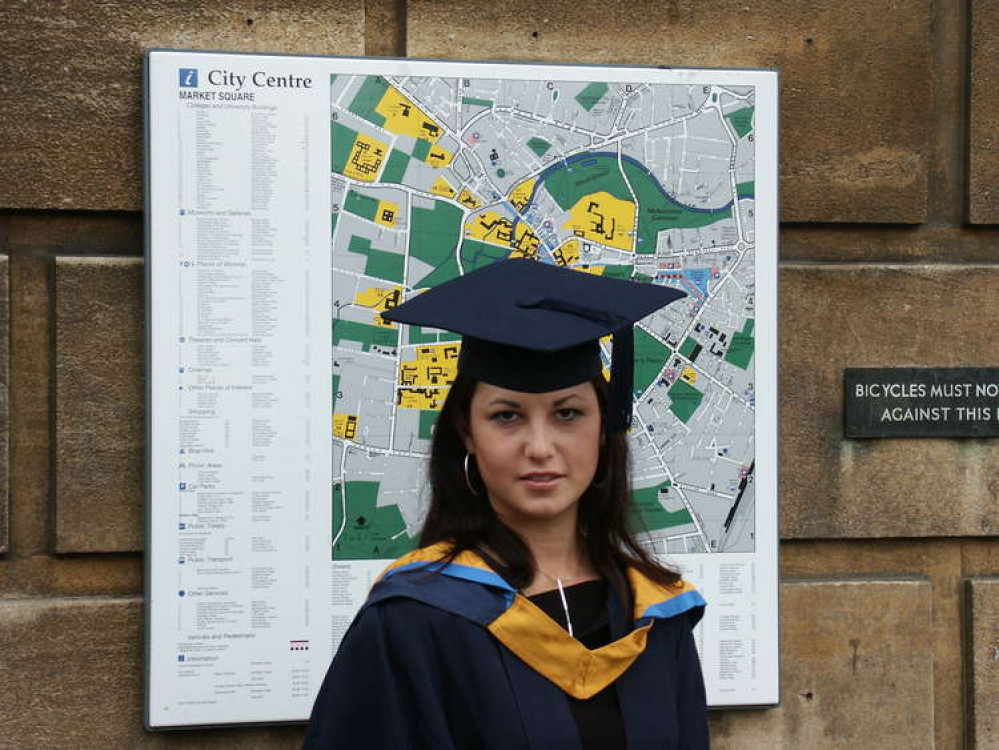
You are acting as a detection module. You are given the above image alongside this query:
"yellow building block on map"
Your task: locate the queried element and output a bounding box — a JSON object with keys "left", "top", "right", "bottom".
{"left": 563, "top": 191, "right": 635, "bottom": 252}
{"left": 553, "top": 240, "right": 581, "bottom": 267}
{"left": 426, "top": 144, "right": 454, "bottom": 168}
{"left": 431, "top": 176, "right": 456, "bottom": 198}
{"left": 681, "top": 367, "right": 698, "bottom": 385}
{"left": 344, "top": 133, "right": 389, "bottom": 182}
{"left": 355, "top": 286, "right": 402, "bottom": 327}
{"left": 374, "top": 200, "right": 400, "bottom": 227}
{"left": 398, "top": 387, "right": 450, "bottom": 411}
{"left": 374, "top": 87, "right": 443, "bottom": 142}
{"left": 466, "top": 211, "right": 515, "bottom": 246}
{"left": 557, "top": 245, "right": 608, "bottom": 275}
{"left": 398, "top": 345, "right": 459, "bottom": 409}
{"left": 457, "top": 188, "right": 482, "bottom": 209}
{"left": 333, "top": 413, "right": 359, "bottom": 440}
{"left": 509, "top": 245, "right": 538, "bottom": 260}
{"left": 512, "top": 224, "right": 541, "bottom": 258}
{"left": 398, "top": 344, "right": 460, "bottom": 389}
{"left": 509, "top": 178, "right": 537, "bottom": 212}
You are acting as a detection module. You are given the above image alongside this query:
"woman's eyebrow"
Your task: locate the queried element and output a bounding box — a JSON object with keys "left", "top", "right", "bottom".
{"left": 553, "top": 393, "right": 583, "bottom": 406}
{"left": 487, "top": 398, "right": 522, "bottom": 408}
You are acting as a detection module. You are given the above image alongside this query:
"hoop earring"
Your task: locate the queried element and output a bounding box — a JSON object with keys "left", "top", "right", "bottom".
{"left": 463, "top": 453, "right": 481, "bottom": 497}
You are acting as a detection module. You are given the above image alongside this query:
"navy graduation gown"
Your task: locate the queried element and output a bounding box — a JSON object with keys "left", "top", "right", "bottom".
{"left": 304, "top": 546, "right": 708, "bottom": 749}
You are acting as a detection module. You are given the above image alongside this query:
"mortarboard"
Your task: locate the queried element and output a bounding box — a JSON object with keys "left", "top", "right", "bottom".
{"left": 381, "top": 258, "right": 686, "bottom": 432}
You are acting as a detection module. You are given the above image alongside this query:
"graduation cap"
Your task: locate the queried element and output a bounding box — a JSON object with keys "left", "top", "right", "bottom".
{"left": 381, "top": 259, "right": 686, "bottom": 432}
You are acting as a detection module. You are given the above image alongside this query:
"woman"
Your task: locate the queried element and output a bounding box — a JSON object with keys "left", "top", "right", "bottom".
{"left": 305, "top": 259, "right": 708, "bottom": 749}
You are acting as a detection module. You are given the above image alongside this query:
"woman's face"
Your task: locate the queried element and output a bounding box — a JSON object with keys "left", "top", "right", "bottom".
{"left": 463, "top": 381, "right": 602, "bottom": 530}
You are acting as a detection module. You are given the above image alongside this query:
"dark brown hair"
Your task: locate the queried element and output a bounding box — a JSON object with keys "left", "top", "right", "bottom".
{"left": 420, "top": 372, "right": 682, "bottom": 597}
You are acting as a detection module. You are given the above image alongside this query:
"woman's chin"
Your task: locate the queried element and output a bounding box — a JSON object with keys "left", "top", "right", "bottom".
{"left": 492, "top": 498, "right": 580, "bottom": 529}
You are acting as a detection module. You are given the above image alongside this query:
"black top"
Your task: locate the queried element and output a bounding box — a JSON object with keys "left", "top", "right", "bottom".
{"left": 528, "top": 580, "right": 626, "bottom": 750}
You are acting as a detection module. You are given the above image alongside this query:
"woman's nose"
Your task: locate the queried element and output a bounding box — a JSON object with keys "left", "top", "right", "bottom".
{"left": 524, "top": 422, "right": 556, "bottom": 459}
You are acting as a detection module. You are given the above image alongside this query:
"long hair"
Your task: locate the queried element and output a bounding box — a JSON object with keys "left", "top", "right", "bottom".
{"left": 420, "top": 372, "right": 682, "bottom": 598}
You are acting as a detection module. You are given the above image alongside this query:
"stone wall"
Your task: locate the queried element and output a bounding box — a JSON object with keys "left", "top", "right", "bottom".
{"left": 1, "top": 1, "right": 997, "bottom": 747}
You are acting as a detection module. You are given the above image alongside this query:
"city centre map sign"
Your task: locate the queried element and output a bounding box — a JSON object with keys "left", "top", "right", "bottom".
{"left": 146, "top": 50, "right": 778, "bottom": 729}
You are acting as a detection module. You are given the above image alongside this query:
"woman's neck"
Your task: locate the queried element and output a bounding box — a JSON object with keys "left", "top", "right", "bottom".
{"left": 506, "top": 517, "right": 598, "bottom": 596}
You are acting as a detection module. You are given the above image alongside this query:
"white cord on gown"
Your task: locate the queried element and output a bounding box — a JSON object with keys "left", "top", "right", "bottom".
{"left": 555, "top": 577, "right": 573, "bottom": 637}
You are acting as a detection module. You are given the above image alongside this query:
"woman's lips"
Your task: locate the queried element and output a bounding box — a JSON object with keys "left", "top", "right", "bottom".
{"left": 520, "top": 473, "right": 564, "bottom": 490}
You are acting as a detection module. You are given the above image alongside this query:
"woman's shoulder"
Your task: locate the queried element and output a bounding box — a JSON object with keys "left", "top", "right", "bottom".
{"left": 365, "top": 542, "right": 513, "bottom": 628}
{"left": 377, "top": 541, "right": 455, "bottom": 579}
{"left": 625, "top": 564, "right": 706, "bottom": 626}
{"left": 355, "top": 588, "right": 457, "bottom": 629}
{"left": 379, "top": 542, "right": 514, "bottom": 591}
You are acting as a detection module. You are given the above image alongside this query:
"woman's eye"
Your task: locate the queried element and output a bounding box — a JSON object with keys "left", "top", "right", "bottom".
{"left": 556, "top": 408, "right": 581, "bottom": 421}
{"left": 490, "top": 410, "right": 520, "bottom": 424}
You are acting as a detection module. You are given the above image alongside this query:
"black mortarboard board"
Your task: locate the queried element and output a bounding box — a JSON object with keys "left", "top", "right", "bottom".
{"left": 381, "top": 258, "right": 686, "bottom": 432}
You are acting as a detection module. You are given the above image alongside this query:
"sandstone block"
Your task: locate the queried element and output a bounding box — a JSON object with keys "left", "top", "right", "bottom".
{"left": 0, "top": 1, "right": 365, "bottom": 210}
{"left": 0, "top": 553, "right": 143, "bottom": 597}
{"left": 0, "top": 256, "right": 9, "bottom": 553}
{"left": 781, "top": 265, "right": 999, "bottom": 539}
{"left": 364, "top": 0, "right": 405, "bottom": 58}
{"left": 0, "top": 597, "right": 144, "bottom": 747}
{"left": 0, "top": 212, "right": 143, "bottom": 256}
{"left": 54, "top": 258, "right": 144, "bottom": 552}
{"left": 408, "top": 0, "right": 931, "bottom": 223}
{"left": 962, "top": 539, "right": 999, "bottom": 576}
{"left": 711, "top": 578, "right": 934, "bottom": 749}
{"left": 7, "top": 249, "right": 52, "bottom": 553}
{"left": 965, "top": 577, "right": 999, "bottom": 747}
{"left": 779, "top": 224, "right": 999, "bottom": 264}
{"left": 781, "top": 539, "right": 964, "bottom": 749}
{"left": 970, "top": 1, "right": 999, "bottom": 223}
{"left": 0, "top": 597, "right": 306, "bottom": 748}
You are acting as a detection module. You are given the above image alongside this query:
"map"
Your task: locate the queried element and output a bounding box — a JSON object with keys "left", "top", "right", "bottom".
{"left": 329, "top": 72, "right": 758, "bottom": 561}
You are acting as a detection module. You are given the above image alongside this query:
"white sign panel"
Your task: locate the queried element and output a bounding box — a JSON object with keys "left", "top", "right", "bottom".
{"left": 146, "top": 49, "right": 779, "bottom": 728}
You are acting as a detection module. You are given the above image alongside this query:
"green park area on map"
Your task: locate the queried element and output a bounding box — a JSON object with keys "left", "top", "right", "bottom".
{"left": 348, "top": 235, "right": 405, "bottom": 283}
{"left": 333, "top": 319, "right": 399, "bottom": 351}
{"left": 575, "top": 82, "right": 609, "bottom": 111}
{"left": 620, "top": 161, "right": 732, "bottom": 253}
{"left": 330, "top": 121, "right": 356, "bottom": 173}
{"left": 380, "top": 148, "right": 411, "bottom": 183}
{"left": 629, "top": 482, "right": 693, "bottom": 532}
{"left": 347, "top": 76, "right": 390, "bottom": 126}
{"left": 725, "top": 319, "right": 755, "bottom": 370}
{"left": 461, "top": 96, "right": 494, "bottom": 108}
{"left": 668, "top": 379, "right": 705, "bottom": 424}
{"left": 726, "top": 105, "right": 754, "bottom": 139}
{"left": 419, "top": 411, "right": 439, "bottom": 440}
{"left": 333, "top": 482, "right": 416, "bottom": 559}
{"left": 633, "top": 328, "right": 671, "bottom": 396}
{"left": 412, "top": 138, "right": 433, "bottom": 162}
{"left": 544, "top": 155, "right": 631, "bottom": 209}
{"left": 344, "top": 190, "right": 379, "bottom": 220}
{"left": 526, "top": 137, "right": 552, "bottom": 158}
{"left": 460, "top": 238, "right": 511, "bottom": 273}
{"left": 410, "top": 200, "right": 463, "bottom": 287}
{"left": 679, "top": 337, "right": 700, "bottom": 360}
